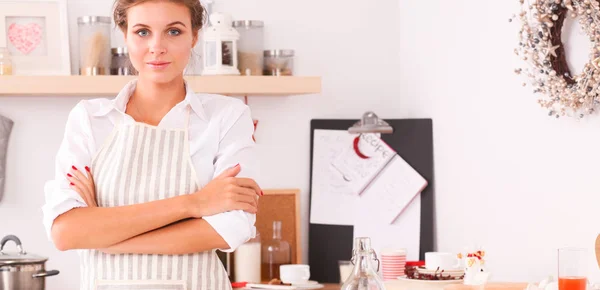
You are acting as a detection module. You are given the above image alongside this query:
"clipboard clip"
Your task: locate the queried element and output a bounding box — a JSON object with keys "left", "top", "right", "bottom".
{"left": 348, "top": 111, "right": 394, "bottom": 134}
{"left": 348, "top": 112, "right": 393, "bottom": 159}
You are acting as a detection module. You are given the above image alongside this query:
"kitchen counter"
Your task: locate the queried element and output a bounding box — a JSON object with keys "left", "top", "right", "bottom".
{"left": 321, "top": 282, "right": 528, "bottom": 290}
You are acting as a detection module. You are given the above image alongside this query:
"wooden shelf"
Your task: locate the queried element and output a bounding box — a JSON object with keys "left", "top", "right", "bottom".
{"left": 0, "top": 75, "right": 321, "bottom": 96}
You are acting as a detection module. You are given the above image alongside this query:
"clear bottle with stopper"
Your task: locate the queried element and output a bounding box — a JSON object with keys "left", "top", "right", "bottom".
{"left": 261, "top": 220, "right": 291, "bottom": 281}
{"left": 341, "top": 237, "right": 386, "bottom": 290}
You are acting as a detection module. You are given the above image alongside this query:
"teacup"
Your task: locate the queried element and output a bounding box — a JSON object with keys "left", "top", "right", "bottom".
{"left": 280, "top": 264, "right": 310, "bottom": 284}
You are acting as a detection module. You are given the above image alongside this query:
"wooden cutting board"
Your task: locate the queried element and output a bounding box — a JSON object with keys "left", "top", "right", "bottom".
{"left": 596, "top": 235, "right": 600, "bottom": 267}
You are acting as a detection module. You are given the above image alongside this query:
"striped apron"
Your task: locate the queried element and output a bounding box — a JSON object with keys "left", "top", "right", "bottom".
{"left": 78, "top": 108, "right": 231, "bottom": 290}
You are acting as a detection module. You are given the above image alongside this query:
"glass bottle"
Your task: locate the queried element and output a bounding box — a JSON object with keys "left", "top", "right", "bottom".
{"left": 233, "top": 231, "right": 261, "bottom": 283}
{"left": 261, "top": 221, "right": 291, "bottom": 281}
{"left": 341, "top": 237, "right": 386, "bottom": 290}
{"left": 0, "top": 48, "right": 13, "bottom": 76}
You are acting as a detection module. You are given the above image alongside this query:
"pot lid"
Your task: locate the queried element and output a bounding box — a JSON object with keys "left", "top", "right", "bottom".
{"left": 0, "top": 235, "right": 48, "bottom": 265}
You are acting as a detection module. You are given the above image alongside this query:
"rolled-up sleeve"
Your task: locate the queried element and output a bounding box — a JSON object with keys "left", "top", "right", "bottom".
{"left": 203, "top": 104, "right": 259, "bottom": 252}
{"left": 42, "top": 101, "right": 94, "bottom": 241}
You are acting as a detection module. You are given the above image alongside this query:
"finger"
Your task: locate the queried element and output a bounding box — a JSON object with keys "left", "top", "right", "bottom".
{"left": 216, "top": 164, "right": 241, "bottom": 179}
{"left": 70, "top": 166, "right": 88, "bottom": 182}
{"left": 236, "top": 178, "right": 262, "bottom": 196}
{"left": 235, "top": 193, "right": 258, "bottom": 208}
{"left": 234, "top": 186, "right": 257, "bottom": 198}
{"left": 67, "top": 175, "right": 93, "bottom": 206}
{"left": 67, "top": 171, "right": 94, "bottom": 206}
{"left": 235, "top": 202, "right": 257, "bottom": 214}
{"left": 71, "top": 168, "right": 96, "bottom": 202}
{"left": 84, "top": 166, "right": 96, "bottom": 201}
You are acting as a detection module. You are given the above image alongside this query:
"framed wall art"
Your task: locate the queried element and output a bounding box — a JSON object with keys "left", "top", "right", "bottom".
{"left": 0, "top": 0, "right": 70, "bottom": 75}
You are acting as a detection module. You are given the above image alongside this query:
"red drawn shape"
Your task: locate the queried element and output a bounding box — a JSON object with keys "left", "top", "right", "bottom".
{"left": 7, "top": 23, "right": 43, "bottom": 55}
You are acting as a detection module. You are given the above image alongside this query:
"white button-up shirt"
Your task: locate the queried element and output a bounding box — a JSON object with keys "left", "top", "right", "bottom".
{"left": 42, "top": 79, "right": 258, "bottom": 252}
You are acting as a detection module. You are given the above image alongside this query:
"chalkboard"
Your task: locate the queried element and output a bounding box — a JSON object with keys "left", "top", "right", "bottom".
{"left": 308, "top": 119, "right": 435, "bottom": 283}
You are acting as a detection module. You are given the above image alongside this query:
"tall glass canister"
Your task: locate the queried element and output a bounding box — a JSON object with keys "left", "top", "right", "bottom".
{"left": 78, "top": 16, "right": 111, "bottom": 75}
{"left": 232, "top": 20, "right": 264, "bottom": 75}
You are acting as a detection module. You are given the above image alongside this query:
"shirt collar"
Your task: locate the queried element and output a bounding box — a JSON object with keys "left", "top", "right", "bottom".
{"left": 91, "top": 79, "right": 208, "bottom": 121}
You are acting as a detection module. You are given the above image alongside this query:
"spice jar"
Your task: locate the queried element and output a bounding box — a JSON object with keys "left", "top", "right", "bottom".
{"left": 0, "top": 48, "right": 13, "bottom": 76}
{"left": 233, "top": 20, "right": 264, "bottom": 76}
{"left": 264, "top": 50, "right": 294, "bottom": 76}
{"left": 110, "top": 47, "right": 136, "bottom": 75}
{"left": 78, "top": 16, "right": 111, "bottom": 75}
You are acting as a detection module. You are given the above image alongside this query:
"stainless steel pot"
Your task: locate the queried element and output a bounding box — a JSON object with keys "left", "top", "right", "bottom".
{"left": 0, "top": 235, "right": 59, "bottom": 290}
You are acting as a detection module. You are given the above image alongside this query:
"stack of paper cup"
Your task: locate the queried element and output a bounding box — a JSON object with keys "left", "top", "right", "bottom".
{"left": 381, "top": 249, "right": 407, "bottom": 280}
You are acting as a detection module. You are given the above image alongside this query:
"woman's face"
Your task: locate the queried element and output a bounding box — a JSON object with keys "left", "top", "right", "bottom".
{"left": 125, "top": 1, "right": 197, "bottom": 83}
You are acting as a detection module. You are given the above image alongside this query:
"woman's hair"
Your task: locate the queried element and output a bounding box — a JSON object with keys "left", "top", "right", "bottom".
{"left": 113, "top": 0, "right": 206, "bottom": 33}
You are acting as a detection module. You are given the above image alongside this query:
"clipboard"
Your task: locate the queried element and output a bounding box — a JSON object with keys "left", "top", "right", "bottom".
{"left": 308, "top": 116, "right": 435, "bottom": 283}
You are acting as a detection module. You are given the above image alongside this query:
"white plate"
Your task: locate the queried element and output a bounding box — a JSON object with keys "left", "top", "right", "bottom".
{"left": 292, "top": 284, "right": 324, "bottom": 289}
{"left": 245, "top": 281, "right": 324, "bottom": 290}
{"left": 246, "top": 283, "right": 297, "bottom": 289}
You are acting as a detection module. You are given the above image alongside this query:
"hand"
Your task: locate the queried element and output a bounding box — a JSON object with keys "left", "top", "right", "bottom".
{"left": 189, "top": 164, "right": 262, "bottom": 218}
{"left": 66, "top": 165, "right": 97, "bottom": 207}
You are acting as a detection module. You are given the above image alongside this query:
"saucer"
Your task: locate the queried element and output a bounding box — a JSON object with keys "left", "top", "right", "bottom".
{"left": 397, "top": 276, "right": 464, "bottom": 285}
{"left": 291, "top": 281, "right": 324, "bottom": 290}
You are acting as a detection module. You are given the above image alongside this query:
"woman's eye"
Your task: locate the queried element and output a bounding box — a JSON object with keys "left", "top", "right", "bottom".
{"left": 168, "top": 29, "right": 181, "bottom": 36}
{"left": 136, "top": 29, "right": 149, "bottom": 37}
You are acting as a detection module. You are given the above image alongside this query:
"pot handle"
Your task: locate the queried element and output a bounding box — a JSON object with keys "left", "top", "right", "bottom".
{"left": 0, "top": 235, "right": 25, "bottom": 255}
{"left": 32, "top": 270, "right": 60, "bottom": 278}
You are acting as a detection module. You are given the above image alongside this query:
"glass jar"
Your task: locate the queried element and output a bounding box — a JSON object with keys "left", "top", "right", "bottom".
{"left": 110, "top": 47, "right": 136, "bottom": 75}
{"left": 264, "top": 50, "right": 294, "bottom": 76}
{"left": 78, "top": 16, "right": 111, "bottom": 75}
{"left": 233, "top": 231, "right": 261, "bottom": 283}
{"left": 0, "top": 48, "right": 13, "bottom": 76}
{"left": 341, "top": 237, "right": 386, "bottom": 290}
{"left": 261, "top": 221, "right": 291, "bottom": 281}
{"left": 233, "top": 20, "right": 264, "bottom": 76}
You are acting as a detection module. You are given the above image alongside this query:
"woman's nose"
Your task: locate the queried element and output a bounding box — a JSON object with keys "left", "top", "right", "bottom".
{"left": 149, "top": 36, "right": 167, "bottom": 55}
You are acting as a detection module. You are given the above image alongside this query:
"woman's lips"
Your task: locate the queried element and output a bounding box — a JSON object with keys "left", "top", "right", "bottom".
{"left": 146, "top": 61, "right": 171, "bottom": 69}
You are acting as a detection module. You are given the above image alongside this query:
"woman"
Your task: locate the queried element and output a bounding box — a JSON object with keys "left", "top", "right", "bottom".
{"left": 42, "top": 0, "right": 262, "bottom": 289}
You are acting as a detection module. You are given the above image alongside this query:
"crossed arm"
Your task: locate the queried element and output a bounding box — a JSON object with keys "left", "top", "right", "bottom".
{"left": 51, "top": 195, "right": 229, "bottom": 255}
{"left": 52, "top": 164, "right": 259, "bottom": 255}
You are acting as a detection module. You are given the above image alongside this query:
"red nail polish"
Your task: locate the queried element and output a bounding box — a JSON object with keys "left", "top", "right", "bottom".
{"left": 70, "top": 182, "right": 74, "bottom": 186}
{"left": 85, "top": 166, "right": 90, "bottom": 172}
{"left": 72, "top": 166, "right": 78, "bottom": 171}
{"left": 235, "top": 163, "right": 240, "bottom": 167}
{"left": 67, "top": 173, "right": 72, "bottom": 177}
{"left": 261, "top": 191, "right": 264, "bottom": 196}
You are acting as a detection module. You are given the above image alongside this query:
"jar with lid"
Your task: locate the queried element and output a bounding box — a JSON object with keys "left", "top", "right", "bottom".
{"left": 233, "top": 20, "right": 264, "bottom": 76}
{"left": 0, "top": 48, "right": 13, "bottom": 76}
{"left": 110, "top": 47, "right": 136, "bottom": 75}
{"left": 264, "top": 50, "right": 294, "bottom": 76}
{"left": 78, "top": 16, "right": 111, "bottom": 75}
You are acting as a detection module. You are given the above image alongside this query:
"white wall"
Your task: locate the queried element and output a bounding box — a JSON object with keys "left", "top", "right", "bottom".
{"left": 398, "top": 0, "right": 600, "bottom": 284}
{"left": 1, "top": 0, "right": 598, "bottom": 289}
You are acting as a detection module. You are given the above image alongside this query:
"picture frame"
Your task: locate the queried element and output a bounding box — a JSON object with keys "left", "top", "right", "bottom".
{"left": 0, "top": 0, "right": 70, "bottom": 75}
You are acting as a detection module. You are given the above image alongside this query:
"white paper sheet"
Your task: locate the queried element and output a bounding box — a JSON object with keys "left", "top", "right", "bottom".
{"left": 353, "top": 154, "right": 427, "bottom": 261}
{"left": 309, "top": 129, "right": 356, "bottom": 225}
{"left": 310, "top": 130, "right": 427, "bottom": 231}
{"left": 331, "top": 133, "right": 396, "bottom": 196}
{"left": 353, "top": 193, "right": 421, "bottom": 261}
{"left": 366, "top": 154, "right": 428, "bottom": 224}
